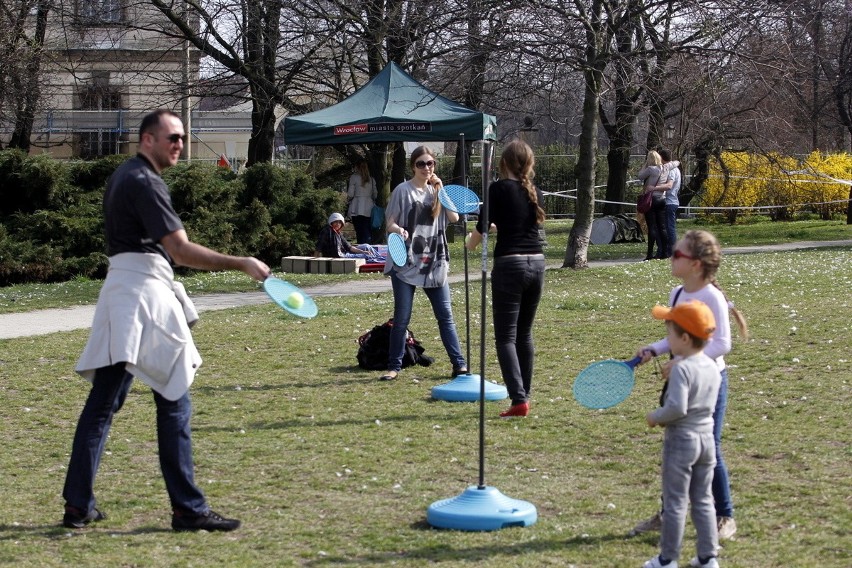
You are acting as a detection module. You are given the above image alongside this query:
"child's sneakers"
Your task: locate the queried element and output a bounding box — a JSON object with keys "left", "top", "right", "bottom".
{"left": 689, "top": 556, "right": 720, "bottom": 568}
{"left": 499, "top": 402, "right": 529, "bottom": 418}
{"left": 643, "top": 555, "right": 677, "bottom": 568}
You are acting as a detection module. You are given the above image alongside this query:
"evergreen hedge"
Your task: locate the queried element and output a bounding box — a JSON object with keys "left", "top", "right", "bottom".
{"left": 0, "top": 151, "right": 343, "bottom": 285}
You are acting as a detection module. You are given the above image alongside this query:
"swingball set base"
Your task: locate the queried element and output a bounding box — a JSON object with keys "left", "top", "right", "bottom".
{"left": 431, "top": 373, "right": 508, "bottom": 402}
{"left": 427, "top": 485, "right": 537, "bottom": 531}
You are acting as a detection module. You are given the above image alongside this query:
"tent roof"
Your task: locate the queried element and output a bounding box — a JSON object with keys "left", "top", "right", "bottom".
{"left": 283, "top": 62, "right": 496, "bottom": 145}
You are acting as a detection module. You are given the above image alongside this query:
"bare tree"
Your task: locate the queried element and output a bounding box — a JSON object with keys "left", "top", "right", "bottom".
{"left": 1, "top": 0, "right": 51, "bottom": 151}
{"left": 148, "top": 0, "right": 350, "bottom": 165}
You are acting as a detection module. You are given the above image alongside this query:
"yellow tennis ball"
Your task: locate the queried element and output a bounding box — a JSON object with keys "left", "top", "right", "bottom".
{"left": 286, "top": 291, "right": 304, "bottom": 309}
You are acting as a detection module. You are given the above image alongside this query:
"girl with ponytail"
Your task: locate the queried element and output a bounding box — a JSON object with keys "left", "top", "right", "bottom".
{"left": 466, "top": 139, "right": 546, "bottom": 418}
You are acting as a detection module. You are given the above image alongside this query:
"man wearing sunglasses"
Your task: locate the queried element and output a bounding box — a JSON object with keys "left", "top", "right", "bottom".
{"left": 63, "top": 109, "right": 270, "bottom": 532}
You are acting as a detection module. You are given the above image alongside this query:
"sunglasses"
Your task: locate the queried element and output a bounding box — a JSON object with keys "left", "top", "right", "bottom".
{"left": 673, "top": 249, "right": 697, "bottom": 260}
{"left": 164, "top": 133, "right": 186, "bottom": 144}
{"left": 415, "top": 160, "right": 436, "bottom": 169}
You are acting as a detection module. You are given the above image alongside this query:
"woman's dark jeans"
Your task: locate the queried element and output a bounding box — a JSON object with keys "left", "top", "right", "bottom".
{"left": 490, "top": 254, "right": 546, "bottom": 405}
{"left": 645, "top": 200, "right": 669, "bottom": 259}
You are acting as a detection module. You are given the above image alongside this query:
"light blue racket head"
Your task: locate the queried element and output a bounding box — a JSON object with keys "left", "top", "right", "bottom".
{"left": 263, "top": 277, "right": 318, "bottom": 318}
{"left": 387, "top": 232, "right": 408, "bottom": 266}
{"left": 572, "top": 357, "right": 640, "bottom": 409}
{"left": 439, "top": 184, "right": 480, "bottom": 214}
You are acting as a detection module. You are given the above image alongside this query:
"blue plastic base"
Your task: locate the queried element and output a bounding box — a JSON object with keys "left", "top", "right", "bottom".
{"left": 431, "top": 373, "right": 508, "bottom": 401}
{"left": 427, "top": 486, "right": 537, "bottom": 531}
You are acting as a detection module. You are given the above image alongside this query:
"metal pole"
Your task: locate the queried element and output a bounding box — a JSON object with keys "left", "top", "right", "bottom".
{"left": 477, "top": 140, "right": 492, "bottom": 490}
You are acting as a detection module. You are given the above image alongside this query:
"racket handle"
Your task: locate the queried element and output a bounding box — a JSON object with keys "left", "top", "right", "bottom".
{"left": 625, "top": 356, "right": 642, "bottom": 369}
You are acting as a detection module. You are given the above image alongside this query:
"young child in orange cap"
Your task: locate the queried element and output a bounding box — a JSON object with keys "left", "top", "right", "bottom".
{"left": 643, "top": 300, "right": 723, "bottom": 568}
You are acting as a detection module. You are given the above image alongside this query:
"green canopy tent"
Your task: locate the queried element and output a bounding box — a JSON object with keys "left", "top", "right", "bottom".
{"left": 283, "top": 62, "right": 496, "bottom": 146}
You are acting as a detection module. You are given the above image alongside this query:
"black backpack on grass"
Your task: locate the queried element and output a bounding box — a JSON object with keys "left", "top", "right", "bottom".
{"left": 356, "top": 318, "right": 434, "bottom": 370}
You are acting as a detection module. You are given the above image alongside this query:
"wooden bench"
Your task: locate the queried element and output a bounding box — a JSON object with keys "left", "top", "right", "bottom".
{"left": 281, "top": 256, "right": 367, "bottom": 274}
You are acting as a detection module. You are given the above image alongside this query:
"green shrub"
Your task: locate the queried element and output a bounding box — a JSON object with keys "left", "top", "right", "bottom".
{"left": 163, "top": 162, "right": 242, "bottom": 254}
{"left": 0, "top": 149, "right": 73, "bottom": 216}
{"left": 0, "top": 228, "right": 63, "bottom": 285}
{"left": 68, "top": 155, "right": 127, "bottom": 192}
{"left": 0, "top": 151, "right": 437, "bottom": 284}
{"left": 57, "top": 251, "right": 108, "bottom": 281}
{"left": 239, "top": 163, "right": 342, "bottom": 258}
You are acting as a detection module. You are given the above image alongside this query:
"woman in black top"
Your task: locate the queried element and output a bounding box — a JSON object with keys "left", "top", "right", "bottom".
{"left": 466, "top": 140, "right": 546, "bottom": 418}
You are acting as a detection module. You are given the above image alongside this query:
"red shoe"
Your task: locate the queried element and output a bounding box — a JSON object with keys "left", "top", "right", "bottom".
{"left": 500, "top": 402, "right": 529, "bottom": 418}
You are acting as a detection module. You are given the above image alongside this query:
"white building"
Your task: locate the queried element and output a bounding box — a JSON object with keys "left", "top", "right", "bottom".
{"left": 13, "top": 1, "right": 251, "bottom": 162}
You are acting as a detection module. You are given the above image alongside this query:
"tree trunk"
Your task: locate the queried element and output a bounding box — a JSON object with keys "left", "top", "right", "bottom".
{"left": 565, "top": 67, "right": 602, "bottom": 269}
{"left": 601, "top": 0, "right": 642, "bottom": 216}
{"left": 679, "top": 138, "right": 714, "bottom": 207}
{"left": 603, "top": 142, "right": 631, "bottom": 216}
{"left": 847, "top": 186, "right": 852, "bottom": 225}
{"left": 246, "top": 97, "right": 275, "bottom": 166}
{"left": 8, "top": 0, "right": 50, "bottom": 152}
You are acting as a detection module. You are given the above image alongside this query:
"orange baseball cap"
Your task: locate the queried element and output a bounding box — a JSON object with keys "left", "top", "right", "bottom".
{"left": 652, "top": 300, "right": 716, "bottom": 340}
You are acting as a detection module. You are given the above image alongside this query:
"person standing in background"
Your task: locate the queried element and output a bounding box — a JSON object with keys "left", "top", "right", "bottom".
{"left": 659, "top": 149, "right": 682, "bottom": 258}
{"left": 347, "top": 159, "right": 377, "bottom": 245}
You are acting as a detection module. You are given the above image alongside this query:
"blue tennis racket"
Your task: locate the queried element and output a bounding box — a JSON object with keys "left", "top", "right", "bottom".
{"left": 572, "top": 356, "right": 641, "bottom": 409}
{"left": 263, "top": 276, "right": 317, "bottom": 318}
{"left": 439, "top": 184, "right": 481, "bottom": 214}
{"left": 387, "top": 232, "right": 408, "bottom": 267}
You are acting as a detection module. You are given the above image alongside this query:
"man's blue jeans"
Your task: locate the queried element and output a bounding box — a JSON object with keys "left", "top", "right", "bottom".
{"left": 388, "top": 273, "right": 466, "bottom": 373}
{"left": 63, "top": 362, "right": 208, "bottom": 515}
{"left": 664, "top": 204, "right": 679, "bottom": 257}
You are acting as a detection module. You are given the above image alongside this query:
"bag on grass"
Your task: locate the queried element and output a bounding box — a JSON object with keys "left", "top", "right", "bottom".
{"left": 357, "top": 318, "right": 433, "bottom": 370}
{"left": 637, "top": 191, "right": 653, "bottom": 214}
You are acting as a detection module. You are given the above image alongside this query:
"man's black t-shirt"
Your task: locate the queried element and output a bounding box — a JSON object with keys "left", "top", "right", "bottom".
{"left": 103, "top": 155, "right": 184, "bottom": 260}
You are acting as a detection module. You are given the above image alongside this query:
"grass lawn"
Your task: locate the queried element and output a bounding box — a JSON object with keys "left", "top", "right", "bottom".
{"left": 1, "top": 218, "right": 850, "bottom": 314}
{"left": 0, "top": 220, "right": 850, "bottom": 566}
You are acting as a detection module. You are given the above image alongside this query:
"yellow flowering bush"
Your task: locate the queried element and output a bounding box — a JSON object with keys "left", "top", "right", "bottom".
{"left": 703, "top": 151, "right": 851, "bottom": 221}
{"left": 798, "top": 152, "right": 852, "bottom": 219}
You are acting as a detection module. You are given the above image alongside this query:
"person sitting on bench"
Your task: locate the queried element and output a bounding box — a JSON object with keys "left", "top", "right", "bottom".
{"left": 314, "top": 213, "right": 377, "bottom": 258}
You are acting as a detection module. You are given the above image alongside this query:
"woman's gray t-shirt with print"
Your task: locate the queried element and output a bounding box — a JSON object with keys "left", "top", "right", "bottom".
{"left": 383, "top": 180, "right": 450, "bottom": 288}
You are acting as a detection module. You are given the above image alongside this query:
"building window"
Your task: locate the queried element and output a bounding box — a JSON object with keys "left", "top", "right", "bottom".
{"left": 78, "top": 0, "right": 123, "bottom": 24}
{"left": 78, "top": 131, "right": 120, "bottom": 159}
{"left": 79, "top": 87, "right": 122, "bottom": 111}
{"left": 76, "top": 81, "right": 126, "bottom": 158}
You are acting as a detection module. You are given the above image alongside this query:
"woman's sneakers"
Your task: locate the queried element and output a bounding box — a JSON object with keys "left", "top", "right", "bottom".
{"left": 499, "top": 402, "right": 529, "bottom": 418}
{"left": 717, "top": 516, "right": 737, "bottom": 539}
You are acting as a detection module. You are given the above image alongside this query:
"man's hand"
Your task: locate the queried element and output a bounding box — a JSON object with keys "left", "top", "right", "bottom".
{"left": 240, "top": 257, "right": 271, "bottom": 281}
{"left": 161, "top": 229, "right": 270, "bottom": 281}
